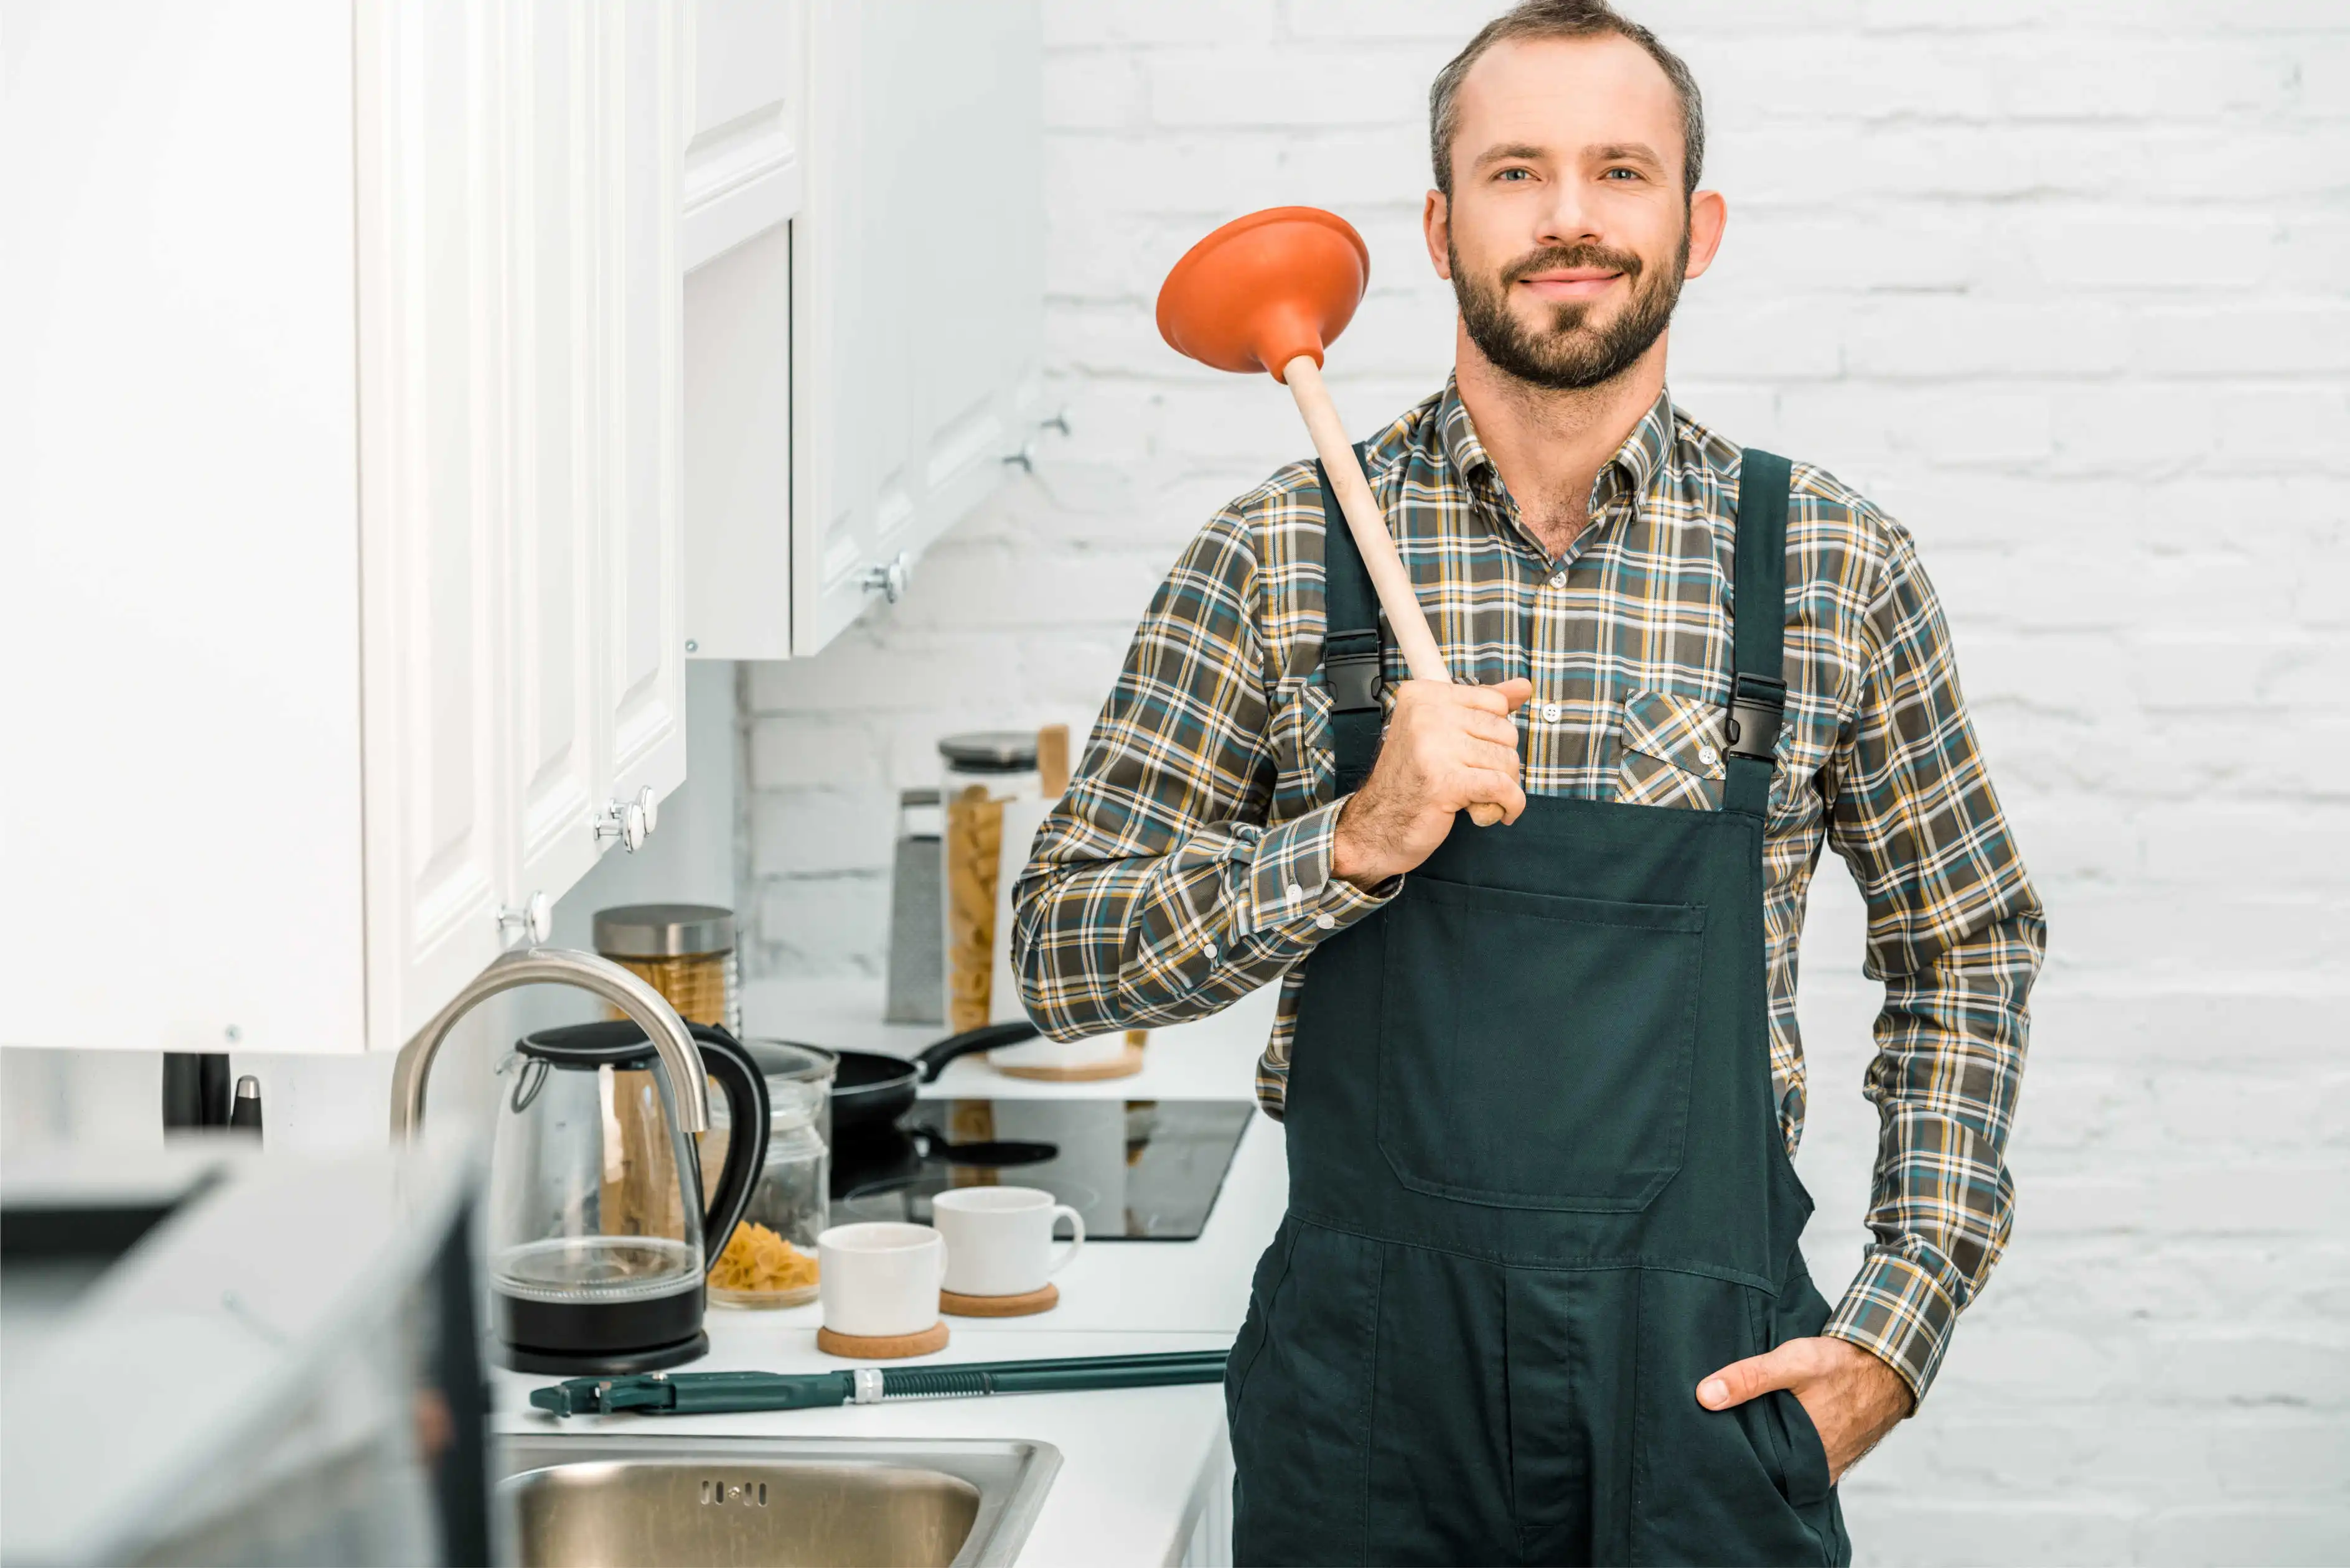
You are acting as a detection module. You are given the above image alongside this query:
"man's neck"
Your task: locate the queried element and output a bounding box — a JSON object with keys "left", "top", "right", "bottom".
{"left": 1451, "top": 329, "right": 1669, "bottom": 561}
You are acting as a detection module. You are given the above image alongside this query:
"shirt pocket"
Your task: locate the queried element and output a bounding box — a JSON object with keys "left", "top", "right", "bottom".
{"left": 1612, "top": 688, "right": 1728, "bottom": 811}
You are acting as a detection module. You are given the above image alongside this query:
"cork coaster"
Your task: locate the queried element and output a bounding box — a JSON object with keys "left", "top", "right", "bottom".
{"left": 940, "top": 1282, "right": 1059, "bottom": 1318}
{"left": 991, "top": 1042, "right": 1145, "bottom": 1082}
{"left": 815, "top": 1320, "right": 950, "bottom": 1360}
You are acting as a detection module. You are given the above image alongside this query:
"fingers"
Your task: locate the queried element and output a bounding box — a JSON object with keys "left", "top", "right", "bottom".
{"left": 1438, "top": 677, "right": 1532, "bottom": 719}
{"left": 1463, "top": 709, "right": 1522, "bottom": 750}
{"left": 1696, "top": 1343, "right": 1805, "bottom": 1411}
{"left": 1469, "top": 770, "right": 1527, "bottom": 824}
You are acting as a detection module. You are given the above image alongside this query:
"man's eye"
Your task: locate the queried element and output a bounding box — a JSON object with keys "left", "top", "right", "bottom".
{"left": 1496, "top": 167, "right": 1533, "bottom": 182}
{"left": 1603, "top": 167, "right": 1640, "bottom": 180}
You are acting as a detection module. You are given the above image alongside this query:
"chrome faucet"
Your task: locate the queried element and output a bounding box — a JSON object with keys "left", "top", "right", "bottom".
{"left": 389, "top": 947, "right": 710, "bottom": 1138}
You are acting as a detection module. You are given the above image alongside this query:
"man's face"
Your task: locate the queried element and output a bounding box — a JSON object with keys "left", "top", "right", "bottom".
{"left": 1427, "top": 34, "right": 1723, "bottom": 392}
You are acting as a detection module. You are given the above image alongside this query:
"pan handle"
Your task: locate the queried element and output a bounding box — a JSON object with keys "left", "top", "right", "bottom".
{"left": 914, "top": 1019, "right": 1041, "bottom": 1082}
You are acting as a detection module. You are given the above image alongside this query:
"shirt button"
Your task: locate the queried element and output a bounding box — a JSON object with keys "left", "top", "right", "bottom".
{"left": 1698, "top": 745, "right": 1718, "bottom": 765}
{"left": 1540, "top": 702, "right": 1562, "bottom": 723}
{"left": 1203, "top": 941, "right": 1219, "bottom": 960}
{"left": 1548, "top": 572, "right": 1566, "bottom": 589}
{"left": 1313, "top": 913, "right": 1336, "bottom": 930}
{"left": 1285, "top": 882, "right": 1303, "bottom": 902}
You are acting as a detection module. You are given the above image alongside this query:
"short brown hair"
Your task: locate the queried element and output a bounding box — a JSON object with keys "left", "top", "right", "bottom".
{"left": 1429, "top": 1, "right": 1705, "bottom": 200}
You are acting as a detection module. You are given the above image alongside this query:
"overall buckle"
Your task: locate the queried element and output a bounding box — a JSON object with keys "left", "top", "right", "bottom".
{"left": 1324, "top": 630, "right": 1383, "bottom": 713}
{"left": 1725, "top": 673, "right": 1786, "bottom": 763}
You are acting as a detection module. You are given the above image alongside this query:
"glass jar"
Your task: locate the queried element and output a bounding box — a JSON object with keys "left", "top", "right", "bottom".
{"left": 939, "top": 733, "right": 1041, "bottom": 1034}
{"left": 593, "top": 903, "right": 740, "bottom": 1038}
{"left": 708, "top": 1038, "right": 837, "bottom": 1309}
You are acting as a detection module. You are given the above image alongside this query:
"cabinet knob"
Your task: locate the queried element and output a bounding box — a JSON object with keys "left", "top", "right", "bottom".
{"left": 497, "top": 891, "right": 553, "bottom": 947}
{"left": 594, "top": 796, "right": 649, "bottom": 853}
{"left": 635, "top": 785, "right": 659, "bottom": 838}
{"left": 861, "top": 551, "right": 912, "bottom": 604}
{"left": 1003, "top": 409, "right": 1071, "bottom": 472}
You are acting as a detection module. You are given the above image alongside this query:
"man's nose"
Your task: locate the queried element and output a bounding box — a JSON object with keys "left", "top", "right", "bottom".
{"left": 1531, "top": 182, "right": 1604, "bottom": 250}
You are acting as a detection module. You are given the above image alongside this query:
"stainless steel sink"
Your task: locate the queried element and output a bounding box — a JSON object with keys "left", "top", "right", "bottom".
{"left": 494, "top": 1434, "right": 1060, "bottom": 1568}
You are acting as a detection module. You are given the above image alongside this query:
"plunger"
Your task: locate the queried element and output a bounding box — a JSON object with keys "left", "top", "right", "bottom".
{"left": 1158, "top": 206, "right": 1505, "bottom": 826}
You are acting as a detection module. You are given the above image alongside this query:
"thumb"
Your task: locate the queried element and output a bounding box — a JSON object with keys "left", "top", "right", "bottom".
{"left": 1697, "top": 1344, "right": 1802, "bottom": 1411}
{"left": 1489, "top": 677, "right": 1535, "bottom": 712}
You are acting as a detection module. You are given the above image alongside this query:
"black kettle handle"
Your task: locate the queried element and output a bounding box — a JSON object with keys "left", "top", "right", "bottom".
{"left": 690, "top": 1028, "right": 769, "bottom": 1265}
{"left": 914, "top": 1019, "right": 1041, "bottom": 1083}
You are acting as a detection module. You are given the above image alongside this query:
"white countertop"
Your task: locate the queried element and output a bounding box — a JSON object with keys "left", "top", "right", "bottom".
{"left": 490, "top": 981, "right": 1288, "bottom": 1567}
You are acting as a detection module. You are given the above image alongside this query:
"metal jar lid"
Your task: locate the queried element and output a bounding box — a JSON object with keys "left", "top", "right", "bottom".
{"left": 937, "top": 731, "right": 1038, "bottom": 773}
{"left": 592, "top": 903, "right": 736, "bottom": 958}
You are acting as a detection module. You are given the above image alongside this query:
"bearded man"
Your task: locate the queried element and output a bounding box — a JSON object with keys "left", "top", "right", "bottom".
{"left": 1013, "top": 3, "right": 2044, "bottom": 1562}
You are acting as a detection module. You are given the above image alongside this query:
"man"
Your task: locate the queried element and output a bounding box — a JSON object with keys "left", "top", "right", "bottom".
{"left": 1014, "top": 2, "right": 2043, "bottom": 1562}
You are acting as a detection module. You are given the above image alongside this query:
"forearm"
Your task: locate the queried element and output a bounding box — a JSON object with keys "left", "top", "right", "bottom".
{"left": 1013, "top": 797, "right": 1393, "bottom": 1038}
{"left": 1824, "top": 910, "right": 2043, "bottom": 1401}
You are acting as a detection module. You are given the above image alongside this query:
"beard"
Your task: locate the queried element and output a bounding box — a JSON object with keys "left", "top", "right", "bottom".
{"left": 1449, "top": 222, "right": 1690, "bottom": 392}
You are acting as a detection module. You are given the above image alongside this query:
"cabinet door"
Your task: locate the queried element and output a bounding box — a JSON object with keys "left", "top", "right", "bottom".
{"left": 507, "top": 0, "right": 616, "bottom": 913}
{"left": 679, "top": 0, "right": 804, "bottom": 661}
{"left": 0, "top": 0, "right": 367, "bottom": 1054}
{"left": 681, "top": 0, "right": 804, "bottom": 274}
{"left": 360, "top": 0, "right": 687, "bottom": 1048}
{"left": 506, "top": 0, "right": 691, "bottom": 918}
{"left": 597, "top": 0, "right": 690, "bottom": 819}
{"left": 355, "top": 0, "right": 517, "bottom": 1048}
{"left": 791, "top": 0, "right": 1044, "bottom": 655}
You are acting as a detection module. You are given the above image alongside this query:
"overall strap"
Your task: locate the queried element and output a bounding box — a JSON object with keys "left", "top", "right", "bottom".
{"left": 1725, "top": 449, "right": 1791, "bottom": 818}
{"left": 1316, "top": 448, "right": 1384, "bottom": 795}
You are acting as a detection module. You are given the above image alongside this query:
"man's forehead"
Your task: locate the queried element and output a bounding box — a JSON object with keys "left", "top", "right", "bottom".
{"left": 1453, "top": 32, "right": 1683, "bottom": 166}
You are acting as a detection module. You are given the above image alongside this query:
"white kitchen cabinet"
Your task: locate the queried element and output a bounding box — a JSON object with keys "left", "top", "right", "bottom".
{"left": 682, "top": 0, "right": 1046, "bottom": 660}
{"left": 1, "top": 0, "right": 687, "bottom": 1055}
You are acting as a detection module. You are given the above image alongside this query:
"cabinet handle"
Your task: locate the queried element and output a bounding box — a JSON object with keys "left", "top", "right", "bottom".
{"left": 496, "top": 891, "right": 553, "bottom": 947}
{"left": 861, "top": 551, "right": 912, "bottom": 605}
{"left": 593, "top": 790, "right": 653, "bottom": 854}
{"left": 1003, "top": 409, "right": 1072, "bottom": 473}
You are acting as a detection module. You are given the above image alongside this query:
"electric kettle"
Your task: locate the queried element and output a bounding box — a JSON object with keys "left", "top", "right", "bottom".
{"left": 485, "top": 1020, "right": 768, "bottom": 1374}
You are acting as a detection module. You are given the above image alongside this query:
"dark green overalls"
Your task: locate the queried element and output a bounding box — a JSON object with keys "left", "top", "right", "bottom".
{"left": 1226, "top": 450, "right": 1851, "bottom": 1566}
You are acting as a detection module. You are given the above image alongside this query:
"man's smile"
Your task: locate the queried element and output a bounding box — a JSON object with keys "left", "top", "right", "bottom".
{"left": 1515, "top": 267, "right": 1624, "bottom": 301}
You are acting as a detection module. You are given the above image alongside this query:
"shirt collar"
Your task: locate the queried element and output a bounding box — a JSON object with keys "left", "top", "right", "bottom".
{"left": 1435, "top": 376, "right": 1678, "bottom": 523}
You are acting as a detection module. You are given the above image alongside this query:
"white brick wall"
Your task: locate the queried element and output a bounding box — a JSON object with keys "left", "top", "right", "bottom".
{"left": 745, "top": 3, "right": 2349, "bottom": 1557}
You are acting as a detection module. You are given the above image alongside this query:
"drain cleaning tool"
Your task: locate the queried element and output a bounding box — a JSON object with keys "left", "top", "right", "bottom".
{"left": 530, "top": 1348, "right": 1232, "bottom": 1417}
{"left": 1156, "top": 205, "right": 1503, "bottom": 827}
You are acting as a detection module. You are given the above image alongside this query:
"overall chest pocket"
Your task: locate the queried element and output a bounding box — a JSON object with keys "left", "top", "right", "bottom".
{"left": 1613, "top": 688, "right": 1729, "bottom": 811}
{"left": 1375, "top": 877, "right": 1705, "bottom": 1211}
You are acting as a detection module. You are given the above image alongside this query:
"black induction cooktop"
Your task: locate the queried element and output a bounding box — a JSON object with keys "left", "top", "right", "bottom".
{"left": 829, "top": 1098, "right": 1254, "bottom": 1241}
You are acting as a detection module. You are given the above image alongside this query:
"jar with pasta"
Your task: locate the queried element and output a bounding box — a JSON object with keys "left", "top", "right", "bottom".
{"left": 708, "top": 1038, "right": 835, "bottom": 1308}
{"left": 937, "top": 732, "right": 1041, "bottom": 1034}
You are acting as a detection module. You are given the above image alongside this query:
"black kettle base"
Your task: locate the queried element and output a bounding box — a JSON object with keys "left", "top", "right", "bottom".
{"left": 499, "top": 1330, "right": 709, "bottom": 1376}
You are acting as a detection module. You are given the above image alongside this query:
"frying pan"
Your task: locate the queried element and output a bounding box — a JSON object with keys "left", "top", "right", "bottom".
{"left": 830, "top": 1018, "right": 1041, "bottom": 1139}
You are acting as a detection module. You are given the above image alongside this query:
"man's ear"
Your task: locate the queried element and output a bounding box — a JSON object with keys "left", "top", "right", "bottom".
{"left": 1683, "top": 189, "right": 1728, "bottom": 281}
{"left": 1423, "top": 189, "right": 1452, "bottom": 279}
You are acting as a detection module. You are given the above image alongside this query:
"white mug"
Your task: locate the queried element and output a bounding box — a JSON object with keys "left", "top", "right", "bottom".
{"left": 817, "top": 1221, "right": 947, "bottom": 1338}
{"left": 930, "top": 1186, "right": 1085, "bottom": 1298}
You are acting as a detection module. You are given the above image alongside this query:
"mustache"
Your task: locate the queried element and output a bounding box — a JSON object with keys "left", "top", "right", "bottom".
{"left": 1500, "top": 243, "right": 1645, "bottom": 287}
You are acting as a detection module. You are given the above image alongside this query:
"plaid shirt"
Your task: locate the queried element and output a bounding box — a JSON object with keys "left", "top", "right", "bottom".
{"left": 1011, "top": 380, "right": 2044, "bottom": 1402}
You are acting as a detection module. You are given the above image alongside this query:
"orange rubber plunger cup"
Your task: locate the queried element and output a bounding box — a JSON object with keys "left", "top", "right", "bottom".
{"left": 1156, "top": 207, "right": 1370, "bottom": 383}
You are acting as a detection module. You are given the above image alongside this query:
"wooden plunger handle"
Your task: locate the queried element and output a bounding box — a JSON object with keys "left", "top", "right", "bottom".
{"left": 1283, "top": 355, "right": 1507, "bottom": 829}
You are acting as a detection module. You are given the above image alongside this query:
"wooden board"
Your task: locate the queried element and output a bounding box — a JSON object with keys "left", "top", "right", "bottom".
{"left": 940, "top": 1282, "right": 1059, "bottom": 1318}
{"left": 990, "top": 1042, "right": 1145, "bottom": 1081}
{"left": 815, "top": 1320, "right": 950, "bottom": 1360}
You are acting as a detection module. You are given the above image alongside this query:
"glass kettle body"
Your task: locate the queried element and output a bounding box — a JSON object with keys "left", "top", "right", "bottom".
{"left": 486, "top": 1022, "right": 767, "bottom": 1374}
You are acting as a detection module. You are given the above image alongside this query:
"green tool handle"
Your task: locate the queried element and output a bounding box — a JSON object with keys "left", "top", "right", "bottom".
{"left": 882, "top": 1350, "right": 1229, "bottom": 1399}
{"left": 530, "top": 1349, "right": 1231, "bottom": 1417}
